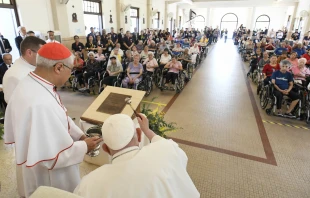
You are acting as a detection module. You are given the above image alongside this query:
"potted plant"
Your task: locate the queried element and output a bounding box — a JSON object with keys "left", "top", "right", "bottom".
{"left": 141, "top": 98, "right": 181, "bottom": 138}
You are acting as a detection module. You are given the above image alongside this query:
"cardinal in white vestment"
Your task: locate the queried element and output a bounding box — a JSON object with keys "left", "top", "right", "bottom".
{"left": 74, "top": 114, "right": 200, "bottom": 198}
{"left": 4, "top": 42, "right": 102, "bottom": 197}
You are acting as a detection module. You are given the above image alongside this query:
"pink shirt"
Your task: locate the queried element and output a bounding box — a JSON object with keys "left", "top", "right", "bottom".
{"left": 286, "top": 58, "right": 298, "bottom": 69}
{"left": 291, "top": 66, "right": 310, "bottom": 81}
{"left": 143, "top": 58, "right": 158, "bottom": 72}
{"left": 167, "top": 61, "right": 182, "bottom": 73}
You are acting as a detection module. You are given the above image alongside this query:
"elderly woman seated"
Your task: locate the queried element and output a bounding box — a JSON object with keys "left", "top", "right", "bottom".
{"left": 172, "top": 43, "right": 184, "bottom": 56}
{"left": 164, "top": 56, "right": 183, "bottom": 90}
{"left": 189, "top": 43, "right": 200, "bottom": 64}
{"left": 178, "top": 48, "right": 192, "bottom": 70}
{"left": 140, "top": 45, "right": 149, "bottom": 63}
{"left": 143, "top": 52, "right": 158, "bottom": 76}
{"left": 123, "top": 50, "right": 133, "bottom": 70}
{"left": 78, "top": 52, "right": 100, "bottom": 91}
{"left": 73, "top": 52, "right": 84, "bottom": 75}
{"left": 95, "top": 47, "right": 106, "bottom": 62}
{"left": 159, "top": 48, "right": 172, "bottom": 69}
{"left": 101, "top": 56, "right": 123, "bottom": 90}
{"left": 122, "top": 54, "right": 143, "bottom": 89}
{"left": 131, "top": 45, "right": 140, "bottom": 56}
{"left": 291, "top": 58, "right": 310, "bottom": 85}
{"left": 136, "top": 40, "right": 144, "bottom": 53}
{"left": 148, "top": 41, "right": 157, "bottom": 52}
{"left": 286, "top": 52, "right": 298, "bottom": 69}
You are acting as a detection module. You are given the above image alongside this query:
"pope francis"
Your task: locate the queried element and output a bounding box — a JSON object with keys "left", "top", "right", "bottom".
{"left": 74, "top": 114, "right": 200, "bottom": 198}
{"left": 4, "top": 43, "right": 102, "bottom": 197}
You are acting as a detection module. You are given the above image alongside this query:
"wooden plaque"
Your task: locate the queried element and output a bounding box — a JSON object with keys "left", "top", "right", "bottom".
{"left": 81, "top": 86, "right": 145, "bottom": 125}
{"left": 97, "top": 93, "right": 131, "bottom": 115}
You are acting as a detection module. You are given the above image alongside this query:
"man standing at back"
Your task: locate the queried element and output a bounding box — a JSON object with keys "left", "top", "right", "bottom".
{"left": 74, "top": 114, "right": 200, "bottom": 198}
{"left": 3, "top": 36, "right": 46, "bottom": 102}
{"left": 4, "top": 42, "right": 102, "bottom": 197}
{"left": 46, "top": 30, "right": 60, "bottom": 43}
{"left": 15, "top": 26, "right": 27, "bottom": 54}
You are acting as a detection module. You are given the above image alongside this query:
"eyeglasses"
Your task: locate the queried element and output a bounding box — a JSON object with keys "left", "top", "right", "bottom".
{"left": 53, "top": 63, "right": 73, "bottom": 71}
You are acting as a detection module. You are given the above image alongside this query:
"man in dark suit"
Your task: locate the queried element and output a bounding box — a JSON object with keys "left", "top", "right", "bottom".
{"left": 0, "top": 53, "right": 12, "bottom": 84}
{"left": 132, "top": 28, "right": 138, "bottom": 45}
{"left": 0, "top": 35, "right": 12, "bottom": 64}
{"left": 15, "top": 26, "right": 27, "bottom": 55}
{"left": 87, "top": 27, "right": 97, "bottom": 43}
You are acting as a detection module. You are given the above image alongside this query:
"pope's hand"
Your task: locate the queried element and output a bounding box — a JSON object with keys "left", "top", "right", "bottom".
{"left": 84, "top": 137, "right": 103, "bottom": 153}
{"left": 137, "top": 113, "right": 156, "bottom": 141}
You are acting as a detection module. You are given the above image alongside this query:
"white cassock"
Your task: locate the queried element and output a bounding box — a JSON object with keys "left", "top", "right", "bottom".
{"left": 4, "top": 72, "right": 87, "bottom": 198}
{"left": 74, "top": 136, "right": 200, "bottom": 198}
{"left": 3, "top": 57, "right": 35, "bottom": 103}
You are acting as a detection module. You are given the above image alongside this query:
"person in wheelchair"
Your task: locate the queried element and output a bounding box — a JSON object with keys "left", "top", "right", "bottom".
{"left": 247, "top": 53, "right": 260, "bottom": 76}
{"left": 178, "top": 48, "right": 191, "bottom": 71}
{"left": 189, "top": 43, "right": 200, "bottom": 63}
{"left": 123, "top": 50, "right": 133, "bottom": 71}
{"left": 271, "top": 60, "right": 300, "bottom": 117}
{"left": 163, "top": 56, "right": 183, "bottom": 90}
{"left": 262, "top": 55, "right": 280, "bottom": 86}
{"left": 172, "top": 43, "right": 183, "bottom": 56}
{"left": 73, "top": 52, "right": 84, "bottom": 74}
{"left": 95, "top": 47, "right": 106, "bottom": 62}
{"left": 143, "top": 52, "right": 158, "bottom": 76}
{"left": 140, "top": 45, "right": 149, "bottom": 63}
{"left": 291, "top": 58, "right": 310, "bottom": 86}
{"left": 122, "top": 54, "right": 143, "bottom": 89}
{"left": 101, "top": 56, "right": 123, "bottom": 90}
{"left": 159, "top": 48, "right": 172, "bottom": 70}
{"left": 78, "top": 52, "right": 100, "bottom": 91}
{"left": 182, "top": 38, "right": 190, "bottom": 48}
{"left": 148, "top": 41, "right": 157, "bottom": 52}
{"left": 258, "top": 52, "right": 270, "bottom": 69}
{"left": 136, "top": 40, "right": 144, "bottom": 53}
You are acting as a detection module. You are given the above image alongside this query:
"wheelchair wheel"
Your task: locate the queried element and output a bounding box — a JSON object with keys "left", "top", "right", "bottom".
{"left": 260, "top": 87, "right": 268, "bottom": 109}
{"left": 154, "top": 69, "right": 162, "bottom": 88}
{"left": 176, "top": 72, "right": 186, "bottom": 92}
{"left": 266, "top": 108, "right": 272, "bottom": 115}
{"left": 187, "top": 64, "right": 193, "bottom": 80}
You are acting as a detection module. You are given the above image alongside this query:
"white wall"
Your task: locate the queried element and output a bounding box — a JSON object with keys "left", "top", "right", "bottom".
{"left": 295, "top": 0, "right": 310, "bottom": 34}
{"left": 252, "top": 6, "right": 290, "bottom": 31}
{"left": 210, "top": 7, "right": 249, "bottom": 30}
{"left": 190, "top": 8, "right": 208, "bottom": 30}
{"left": 16, "top": 0, "right": 53, "bottom": 32}
{"left": 121, "top": 0, "right": 147, "bottom": 32}
{"left": 65, "top": 0, "right": 85, "bottom": 37}
{"left": 102, "top": 0, "right": 118, "bottom": 31}
{"left": 167, "top": 3, "right": 177, "bottom": 31}
{"left": 152, "top": 0, "right": 166, "bottom": 30}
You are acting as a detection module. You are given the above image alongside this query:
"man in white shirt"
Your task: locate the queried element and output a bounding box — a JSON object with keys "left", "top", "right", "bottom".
{"left": 110, "top": 43, "right": 124, "bottom": 56}
{"left": 276, "top": 30, "right": 284, "bottom": 41}
{"left": 268, "top": 29, "right": 276, "bottom": 39}
{"left": 46, "top": 30, "right": 60, "bottom": 43}
{"left": 74, "top": 114, "right": 200, "bottom": 198}
{"left": 3, "top": 36, "right": 46, "bottom": 102}
{"left": 4, "top": 42, "right": 102, "bottom": 197}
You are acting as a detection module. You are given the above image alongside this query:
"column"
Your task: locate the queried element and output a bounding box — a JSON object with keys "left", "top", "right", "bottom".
{"left": 165, "top": 1, "right": 168, "bottom": 29}
{"left": 288, "top": 2, "right": 299, "bottom": 38}
{"left": 206, "top": 7, "right": 210, "bottom": 27}
{"left": 116, "top": 0, "right": 122, "bottom": 31}
{"left": 248, "top": 7, "right": 256, "bottom": 30}
{"left": 147, "top": 0, "right": 152, "bottom": 28}
{"left": 176, "top": 5, "right": 179, "bottom": 29}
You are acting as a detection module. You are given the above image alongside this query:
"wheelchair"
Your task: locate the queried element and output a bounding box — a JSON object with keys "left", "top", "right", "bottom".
{"left": 136, "top": 71, "right": 153, "bottom": 96}
{"left": 200, "top": 45, "right": 208, "bottom": 57}
{"left": 158, "top": 69, "right": 186, "bottom": 93}
{"left": 259, "top": 82, "right": 273, "bottom": 109}
{"left": 265, "top": 83, "right": 304, "bottom": 119}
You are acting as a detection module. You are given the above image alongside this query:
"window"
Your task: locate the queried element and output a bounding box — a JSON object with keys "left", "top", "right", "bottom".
{"left": 83, "top": 0, "right": 103, "bottom": 35}
{"left": 254, "top": 14, "right": 270, "bottom": 31}
{"left": 0, "top": 0, "right": 20, "bottom": 61}
{"left": 153, "top": 12, "right": 160, "bottom": 29}
{"left": 130, "top": 7, "right": 139, "bottom": 33}
{"left": 220, "top": 13, "right": 238, "bottom": 38}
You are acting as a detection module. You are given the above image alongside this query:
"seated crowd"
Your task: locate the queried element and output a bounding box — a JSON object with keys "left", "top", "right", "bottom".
{"left": 237, "top": 25, "right": 310, "bottom": 119}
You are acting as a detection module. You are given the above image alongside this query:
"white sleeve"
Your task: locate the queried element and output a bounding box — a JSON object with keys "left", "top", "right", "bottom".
{"left": 151, "top": 135, "right": 188, "bottom": 168}
{"left": 42, "top": 141, "right": 87, "bottom": 169}
{"left": 68, "top": 117, "right": 85, "bottom": 141}
{"left": 3, "top": 75, "right": 19, "bottom": 103}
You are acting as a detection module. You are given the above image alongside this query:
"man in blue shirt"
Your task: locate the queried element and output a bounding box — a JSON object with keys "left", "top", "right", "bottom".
{"left": 271, "top": 60, "right": 300, "bottom": 118}
{"left": 293, "top": 43, "right": 306, "bottom": 58}
{"left": 274, "top": 42, "right": 288, "bottom": 56}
